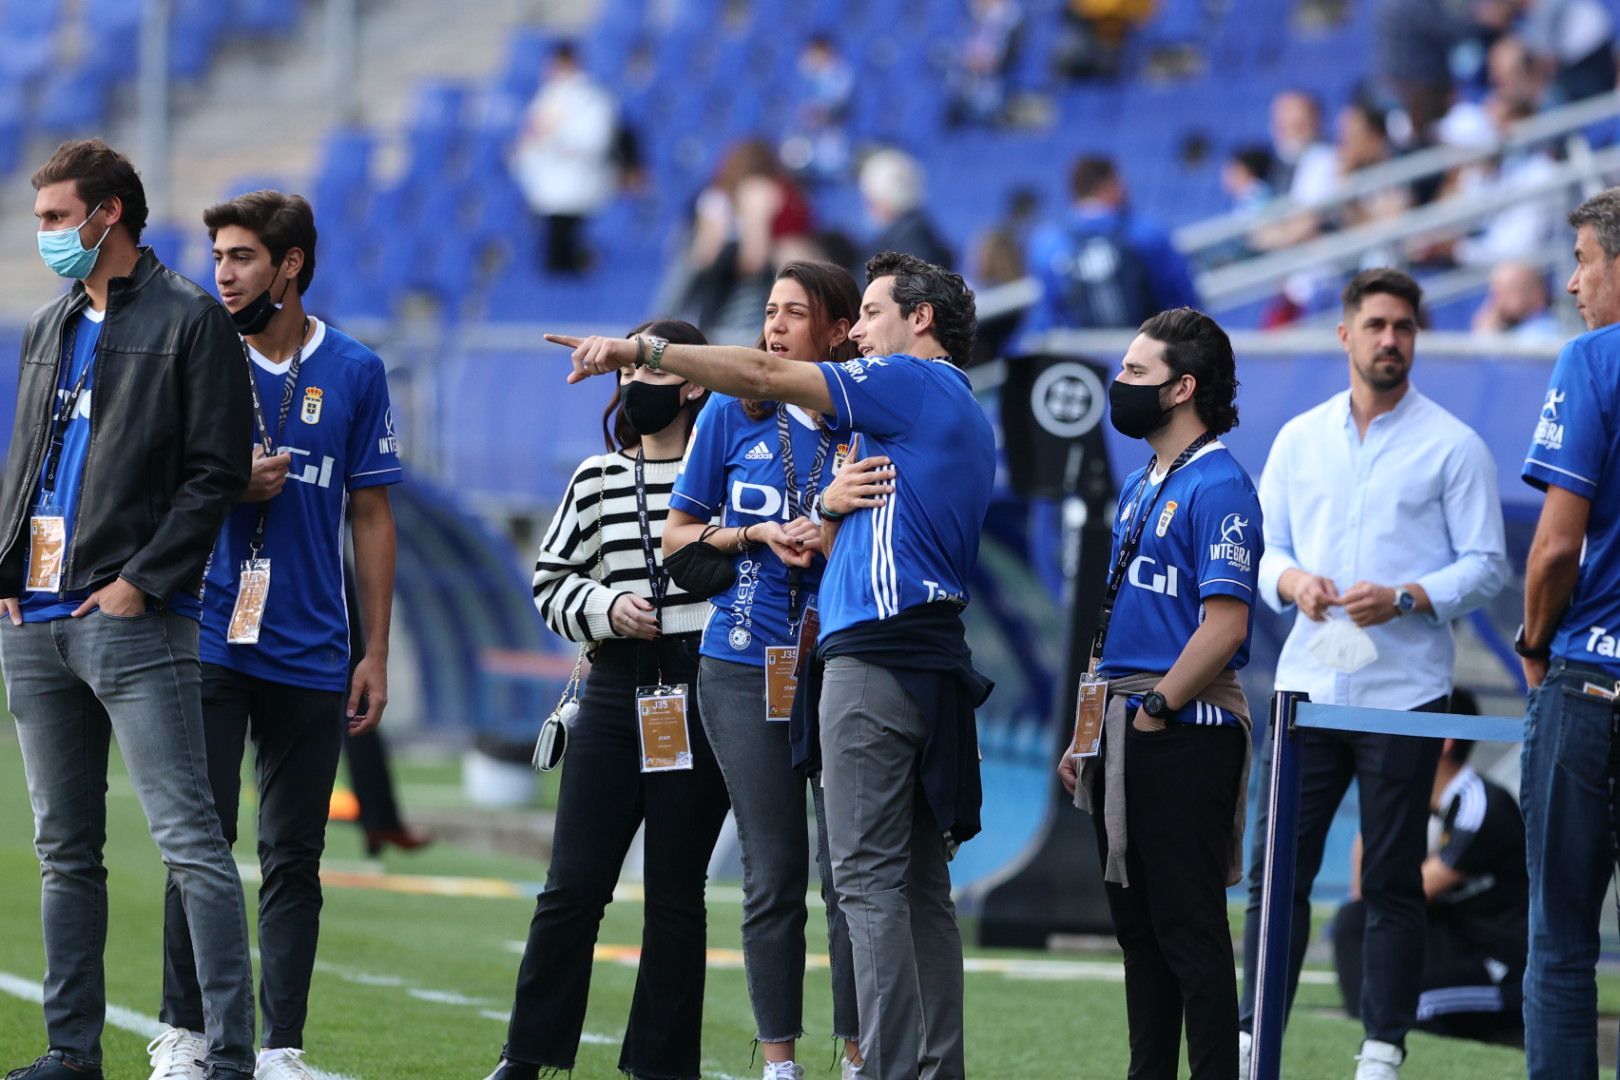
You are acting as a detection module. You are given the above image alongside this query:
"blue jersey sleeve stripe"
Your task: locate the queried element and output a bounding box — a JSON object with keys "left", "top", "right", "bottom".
{"left": 668, "top": 490, "right": 712, "bottom": 517}
{"left": 822, "top": 364, "right": 855, "bottom": 431}
{"left": 1199, "top": 577, "right": 1253, "bottom": 593}
{"left": 1522, "top": 457, "right": 1597, "bottom": 495}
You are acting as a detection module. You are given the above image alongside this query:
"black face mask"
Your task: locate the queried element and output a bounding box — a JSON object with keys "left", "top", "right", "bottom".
{"left": 664, "top": 528, "right": 736, "bottom": 599}
{"left": 1108, "top": 378, "right": 1176, "bottom": 439}
{"left": 623, "top": 380, "right": 687, "bottom": 437}
{"left": 231, "top": 265, "right": 292, "bottom": 337}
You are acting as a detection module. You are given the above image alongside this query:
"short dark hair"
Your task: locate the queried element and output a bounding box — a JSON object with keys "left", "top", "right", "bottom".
{"left": 1069, "top": 155, "right": 1118, "bottom": 201}
{"left": 31, "top": 138, "right": 149, "bottom": 244}
{"left": 864, "top": 250, "right": 976, "bottom": 364}
{"left": 553, "top": 40, "right": 579, "bottom": 65}
{"left": 1230, "top": 145, "right": 1274, "bottom": 182}
{"left": 602, "top": 319, "right": 709, "bottom": 452}
{"left": 1138, "top": 307, "right": 1240, "bottom": 435}
{"left": 1569, "top": 187, "right": 1620, "bottom": 260}
{"left": 1341, "top": 267, "right": 1422, "bottom": 319}
{"left": 203, "top": 190, "right": 319, "bottom": 294}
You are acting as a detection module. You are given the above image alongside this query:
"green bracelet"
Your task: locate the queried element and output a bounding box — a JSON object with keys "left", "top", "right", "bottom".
{"left": 817, "top": 491, "right": 845, "bottom": 522}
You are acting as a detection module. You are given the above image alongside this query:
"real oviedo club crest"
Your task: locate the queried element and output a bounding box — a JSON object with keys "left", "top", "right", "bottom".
{"left": 301, "top": 386, "right": 324, "bottom": 425}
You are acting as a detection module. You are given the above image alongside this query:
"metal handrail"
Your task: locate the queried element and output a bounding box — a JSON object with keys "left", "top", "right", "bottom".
{"left": 1193, "top": 141, "right": 1620, "bottom": 309}
{"left": 1174, "top": 89, "right": 1620, "bottom": 255}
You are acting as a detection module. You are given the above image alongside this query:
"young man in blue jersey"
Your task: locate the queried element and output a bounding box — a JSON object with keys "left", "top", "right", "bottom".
{"left": 1518, "top": 186, "right": 1620, "bottom": 1078}
{"left": 0, "top": 140, "right": 258, "bottom": 1080}
{"left": 547, "top": 251, "right": 996, "bottom": 1080}
{"left": 1058, "top": 308, "right": 1260, "bottom": 1080}
{"left": 144, "top": 192, "right": 401, "bottom": 1080}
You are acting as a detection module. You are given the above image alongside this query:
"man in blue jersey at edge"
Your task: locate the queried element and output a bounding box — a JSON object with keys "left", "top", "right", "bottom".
{"left": 545, "top": 250, "right": 996, "bottom": 1080}
{"left": 1518, "top": 186, "right": 1620, "bottom": 1079}
{"left": 144, "top": 191, "right": 401, "bottom": 1080}
{"left": 1058, "top": 308, "right": 1260, "bottom": 1080}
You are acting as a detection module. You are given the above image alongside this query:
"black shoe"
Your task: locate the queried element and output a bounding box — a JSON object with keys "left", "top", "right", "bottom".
{"left": 5, "top": 1053, "right": 105, "bottom": 1080}
{"left": 483, "top": 1059, "right": 540, "bottom": 1080}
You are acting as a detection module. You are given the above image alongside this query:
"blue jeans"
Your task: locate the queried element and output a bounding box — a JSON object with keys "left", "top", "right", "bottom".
{"left": 1522, "top": 658, "right": 1620, "bottom": 1079}
{"left": 3, "top": 611, "right": 256, "bottom": 1077}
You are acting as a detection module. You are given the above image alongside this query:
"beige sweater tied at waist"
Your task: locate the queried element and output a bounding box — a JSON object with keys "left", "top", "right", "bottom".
{"left": 1075, "top": 669, "right": 1252, "bottom": 888}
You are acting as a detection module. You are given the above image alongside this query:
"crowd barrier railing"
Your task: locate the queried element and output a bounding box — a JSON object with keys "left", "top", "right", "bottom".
{"left": 1249, "top": 692, "right": 1525, "bottom": 1080}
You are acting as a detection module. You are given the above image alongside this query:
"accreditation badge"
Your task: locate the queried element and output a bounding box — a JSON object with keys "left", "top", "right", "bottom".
{"left": 764, "top": 646, "right": 798, "bottom": 721}
{"left": 1071, "top": 673, "right": 1107, "bottom": 759}
{"left": 227, "top": 558, "right": 272, "bottom": 645}
{"left": 636, "top": 684, "right": 694, "bottom": 772}
{"left": 25, "top": 515, "right": 66, "bottom": 593}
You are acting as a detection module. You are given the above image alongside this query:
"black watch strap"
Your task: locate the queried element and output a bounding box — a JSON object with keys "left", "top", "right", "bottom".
{"left": 1515, "top": 624, "right": 1551, "bottom": 660}
{"left": 1141, "top": 690, "right": 1169, "bottom": 718}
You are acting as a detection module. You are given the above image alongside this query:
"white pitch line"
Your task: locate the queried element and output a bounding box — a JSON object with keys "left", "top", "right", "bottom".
{"left": 0, "top": 971, "right": 361, "bottom": 1080}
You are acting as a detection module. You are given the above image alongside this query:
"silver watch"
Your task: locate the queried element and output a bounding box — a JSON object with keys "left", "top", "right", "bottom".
{"left": 644, "top": 334, "right": 669, "bottom": 372}
{"left": 1393, "top": 586, "right": 1416, "bottom": 616}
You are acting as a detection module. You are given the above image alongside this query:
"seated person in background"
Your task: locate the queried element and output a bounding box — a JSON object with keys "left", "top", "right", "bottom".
{"left": 1472, "top": 260, "right": 1563, "bottom": 341}
{"left": 860, "top": 149, "right": 954, "bottom": 271}
{"left": 949, "top": 0, "right": 1024, "bottom": 124}
{"left": 1332, "top": 729, "right": 1527, "bottom": 1043}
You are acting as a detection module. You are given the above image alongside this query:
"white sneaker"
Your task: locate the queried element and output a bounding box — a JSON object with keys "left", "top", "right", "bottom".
{"left": 1353, "top": 1039, "right": 1403, "bottom": 1080}
{"left": 1238, "top": 1030, "right": 1251, "bottom": 1079}
{"left": 762, "top": 1063, "right": 804, "bottom": 1080}
{"left": 255, "top": 1049, "right": 319, "bottom": 1080}
{"left": 841, "top": 1057, "right": 860, "bottom": 1080}
{"left": 146, "top": 1028, "right": 206, "bottom": 1080}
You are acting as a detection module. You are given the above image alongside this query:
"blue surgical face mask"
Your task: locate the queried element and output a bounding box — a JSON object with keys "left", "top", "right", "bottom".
{"left": 37, "top": 201, "right": 110, "bottom": 280}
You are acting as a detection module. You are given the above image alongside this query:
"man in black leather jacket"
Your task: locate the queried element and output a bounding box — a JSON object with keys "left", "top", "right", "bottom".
{"left": 0, "top": 139, "right": 258, "bottom": 1080}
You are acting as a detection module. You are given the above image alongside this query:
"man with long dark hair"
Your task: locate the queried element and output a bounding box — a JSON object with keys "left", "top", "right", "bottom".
{"left": 546, "top": 251, "right": 995, "bottom": 1080}
{"left": 1059, "top": 307, "right": 1260, "bottom": 1080}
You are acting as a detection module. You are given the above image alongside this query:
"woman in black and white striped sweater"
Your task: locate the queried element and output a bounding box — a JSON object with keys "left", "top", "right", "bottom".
{"left": 486, "top": 320, "right": 732, "bottom": 1080}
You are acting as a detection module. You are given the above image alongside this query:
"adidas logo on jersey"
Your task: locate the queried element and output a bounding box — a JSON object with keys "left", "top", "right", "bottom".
{"left": 744, "top": 441, "right": 774, "bottom": 461}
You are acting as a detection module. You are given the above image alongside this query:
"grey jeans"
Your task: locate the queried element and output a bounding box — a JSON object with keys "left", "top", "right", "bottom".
{"left": 819, "top": 657, "right": 965, "bottom": 1080}
{"left": 3, "top": 611, "right": 256, "bottom": 1076}
{"left": 698, "top": 656, "right": 859, "bottom": 1044}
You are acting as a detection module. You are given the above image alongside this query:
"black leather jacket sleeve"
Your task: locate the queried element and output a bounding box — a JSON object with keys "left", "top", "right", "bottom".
{"left": 118, "top": 298, "right": 252, "bottom": 600}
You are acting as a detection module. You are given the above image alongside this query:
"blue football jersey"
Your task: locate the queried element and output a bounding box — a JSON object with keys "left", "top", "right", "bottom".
{"left": 1097, "top": 443, "right": 1262, "bottom": 677}
{"left": 814, "top": 354, "right": 996, "bottom": 638}
{"left": 200, "top": 320, "right": 402, "bottom": 690}
{"left": 671, "top": 394, "right": 838, "bottom": 665}
{"left": 1523, "top": 323, "right": 1620, "bottom": 675}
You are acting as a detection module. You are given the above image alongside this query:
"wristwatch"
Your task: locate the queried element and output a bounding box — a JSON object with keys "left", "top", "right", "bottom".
{"left": 1514, "top": 623, "right": 1551, "bottom": 660}
{"left": 1140, "top": 690, "right": 1170, "bottom": 719}
{"left": 1392, "top": 586, "right": 1416, "bottom": 617}
{"left": 643, "top": 334, "right": 669, "bottom": 372}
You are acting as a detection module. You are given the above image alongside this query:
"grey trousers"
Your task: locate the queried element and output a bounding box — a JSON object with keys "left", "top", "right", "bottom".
{"left": 819, "top": 657, "right": 965, "bottom": 1080}
{"left": 698, "top": 656, "right": 859, "bottom": 1044}
{"left": 3, "top": 611, "right": 256, "bottom": 1077}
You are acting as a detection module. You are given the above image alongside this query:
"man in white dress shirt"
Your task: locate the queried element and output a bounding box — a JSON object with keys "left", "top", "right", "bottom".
{"left": 1236, "top": 268, "right": 1508, "bottom": 1080}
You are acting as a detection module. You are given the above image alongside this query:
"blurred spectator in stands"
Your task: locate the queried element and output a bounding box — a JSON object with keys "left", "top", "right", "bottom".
{"left": 1375, "top": 0, "right": 1482, "bottom": 142}
{"left": 1210, "top": 146, "right": 1276, "bottom": 264}
{"left": 974, "top": 186, "right": 1040, "bottom": 286}
{"left": 1438, "top": 38, "right": 1547, "bottom": 149}
{"left": 678, "top": 139, "right": 816, "bottom": 341}
{"left": 948, "top": 0, "right": 1024, "bottom": 125}
{"left": 1332, "top": 733, "right": 1527, "bottom": 1042}
{"left": 1472, "top": 260, "right": 1563, "bottom": 339}
{"left": 1024, "top": 155, "right": 1198, "bottom": 333}
{"left": 781, "top": 35, "right": 854, "bottom": 184}
{"left": 1268, "top": 90, "right": 1341, "bottom": 207}
{"left": 1444, "top": 95, "right": 1562, "bottom": 267}
{"left": 511, "top": 42, "right": 618, "bottom": 275}
{"left": 1054, "top": 0, "right": 1157, "bottom": 80}
{"left": 860, "top": 149, "right": 954, "bottom": 270}
{"left": 1480, "top": 0, "right": 1617, "bottom": 104}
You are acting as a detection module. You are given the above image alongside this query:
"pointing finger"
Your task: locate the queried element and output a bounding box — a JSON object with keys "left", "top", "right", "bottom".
{"left": 544, "top": 333, "right": 584, "bottom": 348}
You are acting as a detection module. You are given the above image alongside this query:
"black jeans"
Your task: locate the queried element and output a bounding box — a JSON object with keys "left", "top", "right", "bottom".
{"left": 1240, "top": 697, "right": 1447, "bottom": 1048}
{"left": 160, "top": 663, "right": 345, "bottom": 1049}
{"left": 501, "top": 634, "right": 730, "bottom": 1078}
{"left": 1092, "top": 721, "right": 1247, "bottom": 1080}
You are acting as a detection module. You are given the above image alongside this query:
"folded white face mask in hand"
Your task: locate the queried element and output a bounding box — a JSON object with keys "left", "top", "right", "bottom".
{"left": 1307, "top": 615, "right": 1379, "bottom": 673}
